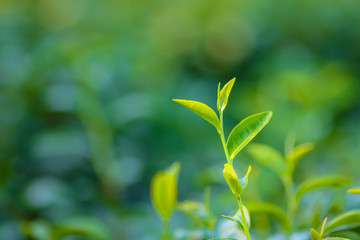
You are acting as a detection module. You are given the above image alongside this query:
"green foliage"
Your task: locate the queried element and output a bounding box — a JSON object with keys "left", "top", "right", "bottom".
{"left": 325, "top": 210, "right": 360, "bottom": 233}
{"left": 226, "top": 111, "right": 273, "bottom": 160}
{"left": 295, "top": 176, "right": 353, "bottom": 202}
{"left": 246, "top": 202, "right": 290, "bottom": 231}
{"left": 217, "top": 78, "right": 235, "bottom": 112}
{"left": 150, "top": 163, "right": 180, "bottom": 220}
{"left": 347, "top": 188, "right": 360, "bottom": 194}
{"left": 172, "top": 99, "right": 220, "bottom": 132}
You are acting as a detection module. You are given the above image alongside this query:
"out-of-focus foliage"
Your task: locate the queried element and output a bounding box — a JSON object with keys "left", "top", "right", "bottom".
{"left": 0, "top": 0, "right": 360, "bottom": 239}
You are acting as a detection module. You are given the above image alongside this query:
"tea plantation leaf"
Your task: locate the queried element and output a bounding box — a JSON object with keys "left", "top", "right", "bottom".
{"left": 310, "top": 228, "right": 321, "bottom": 240}
{"left": 217, "top": 78, "right": 235, "bottom": 112}
{"left": 167, "top": 161, "right": 181, "bottom": 182}
{"left": 246, "top": 202, "right": 290, "bottom": 231}
{"left": 246, "top": 143, "right": 286, "bottom": 176}
{"left": 286, "top": 142, "right": 314, "bottom": 171}
{"left": 239, "top": 165, "right": 252, "bottom": 191}
{"left": 173, "top": 99, "right": 220, "bottom": 131}
{"left": 347, "top": 188, "right": 360, "bottom": 194}
{"left": 227, "top": 111, "right": 273, "bottom": 160}
{"left": 295, "top": 176, "right": 353, "bottom": 202}
{"left": 150, "top": 171, "right": 177, "bottom": 219}
{"left": 325, "top": 210, "right": 360, "bottom": 233}
{"left": 53, "top": 216, "right": 111, "bottom": 240}
{"left": 322, "top": 238, "right": 351, "bottom": 240}
{"left": 221, "top": 215, "right": 244, "bottom": 231}
{"left": 223, "top": 163, "right": 242, "bottom": 195}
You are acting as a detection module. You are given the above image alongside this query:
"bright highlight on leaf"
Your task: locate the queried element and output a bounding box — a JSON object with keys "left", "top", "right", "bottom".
{"left": 347, "top": 188, "right": 360, "bottom": 194}
{"left": 217, "top": 78, "right": 235, "bottom": 112}
{"left": 223, "top": 163, "right": 242, "bottom": 195}
{"left": 150, "top": 170, "right": 178, "bottom": 220}
{"left": 227, "top": 111, "right": 273, "bottom": 160}
{"left": 172, "top": 99, "right": 220, "bottom": 131}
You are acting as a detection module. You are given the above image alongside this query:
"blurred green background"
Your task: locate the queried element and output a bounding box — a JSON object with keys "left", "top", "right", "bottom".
{"left": 0, "top": 0, "right": 359, "bottom": 239}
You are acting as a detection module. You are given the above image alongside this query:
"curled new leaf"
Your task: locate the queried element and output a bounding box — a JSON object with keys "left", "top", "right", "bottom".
{"left": 173, "top": 99, "right": 220, "bottom": 131}
{"left": 223, "top": 163, "right": 242, "bottom": 195}
{"left": 295, "top": 176, "right": 353, "bottom": 202}
{"left": 150, "top": 171, "right": 177, "bottom": 220}
{"left": 239, "top": 165, "right": 252, "bottom": 190}
{"left": 325, "top": 210, "right": 360, "bottom": 233}
{"left": 217, "top": 78, "right": 235, "bottom": 112}
{"left": 227, "top": 111, "right": 273, "bottom": 160}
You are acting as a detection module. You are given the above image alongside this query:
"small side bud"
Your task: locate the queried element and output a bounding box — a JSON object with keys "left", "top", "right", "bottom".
{"left": 223, "top": 163, "right": 243, "bottom": 195}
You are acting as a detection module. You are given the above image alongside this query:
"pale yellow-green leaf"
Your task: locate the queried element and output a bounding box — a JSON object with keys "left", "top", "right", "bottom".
{"left": 347, "top": 188, "right": 360, "bottom": 194}
{"left": 320, "top": 217, "right": 328, "bottom": 236}
{"left": 223, "top": 163, "right": 242, "bottom": 195}
{"left": 227, "top": 111, "right": 273, "bottom": 160}
{"left": 310, "top": 228, "right": 321, "bottom": 240}
{"left": 246, "top": 143, "right": 286, "bottom": 176}
{"left": 246, "top": 202, "right": 290, "bottom": 231}
{"left": 295, "top": 176, "right": 353, "bottom": 202}
{"left": 217, "top": 78, "right": 235, "bottom": 112}
{"left": 325, "top": 210, "right": 360, "bottom": 233}
{"left": 150, "top": 171, "right": 177, "bottom": 220}
{"left": 173, "top": 99, "right": 220, "bottom": 131}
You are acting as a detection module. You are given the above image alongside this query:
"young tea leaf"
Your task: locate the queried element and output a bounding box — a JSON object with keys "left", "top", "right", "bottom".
{"left": 217, "top": 78, "right": 236, "bottom": 112}
{"left": 295, "top": 176, "right": 353, "bottom": 202}
{"left": 150, "top": 170, "right": 177, "bottom": 220}
{"left": 246, "top": 202, "right": 290, "bottom": 231}
{"left": 325, "top": 210, "right": 360, "bottom": 233}
{"left": 223, "top": 163, "right": 242, "bottom": 195}
{"left": 173, "top": 99, "right": 220, "bottom": 131}
{"left": 235, "top": 206, "right": 251, "bottom": 229}
{"left": 239, "top": 165, "right": 252, "bottom": 190}
{"left": 310, "top": 228, "right": 321, "bottom": 240}
{"left": 221, "top": 215, "right": 244, "bottom": 231}
{"left": 246, "top": 143, "right": 286, "bottom": 177}
{"left": 167, "top": 161, "right": 181, "bottom": 182}
{"left": 227, "top": 111, "right": 273, "bottom": 160}
{"left": 322, "top": 238, "right": 351, "bottom": 240}
{"left": 347, "top": 188, "right": 360, "bottom": 194}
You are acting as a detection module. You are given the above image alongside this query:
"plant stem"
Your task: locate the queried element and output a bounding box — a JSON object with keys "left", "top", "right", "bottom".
{"left": 219, "top": 112, "right": 232, "bottom": 166}
{"left": 237, "top": 195, "right": 252, "bottom": 240}
{"left": 283, "top": 175, "right": 296, "bottom": 238}
{"left": 219, "top": 111, "right": 251, "bottom": 240}
{"left": 161, "top": 218, "right": 170, "bottom": 240}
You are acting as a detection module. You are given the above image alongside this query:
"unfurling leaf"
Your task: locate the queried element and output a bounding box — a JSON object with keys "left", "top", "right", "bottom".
{"left": 246, "top": 143, "right": 286, "bottom": 176}
{"left": 347, "top": 188, "right": 360, "bottom": 194}
{"left": 150, "top": 170, "right": 177, "bottom": 220}
{"left": 173, "top": 99, "right": 220, "bottom": 131}
{"left": 235, "top": 206, "right": 251, "bottom": 229}
{"left": 217, "top": 78, "right": 236, "bottom": 112}
{"left": 325, "top": 210, "right": 360, "bottom": 233}
{"left": 310, "top": 228, "right": 321, "bottom": 240}
{"left": 227, "top": 111, "right": 273, "bottom": 160}
{"left": 295, "top": 176, "right": 353, "bottom": 202}
{"left": 239, "top": 165, "right": 252, "bottom": 190}
{"left": 223, "top": 163, "right": 242, "bottom": 195}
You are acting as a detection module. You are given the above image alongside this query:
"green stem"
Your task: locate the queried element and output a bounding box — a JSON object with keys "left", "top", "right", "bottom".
{"left": 283, "top": 175, "right": 296, "bottom": 238}
{"left": 219, "top": 111, "right": 251, "bottom": 240}
{"left": 237, "top": 195, "right": 252, "bottom": 240}
{"left": 161, "top": 218, "right": 170, "bottom": 240}
{"left": 219, "top": 112, "right": 232, "bottom": 166}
